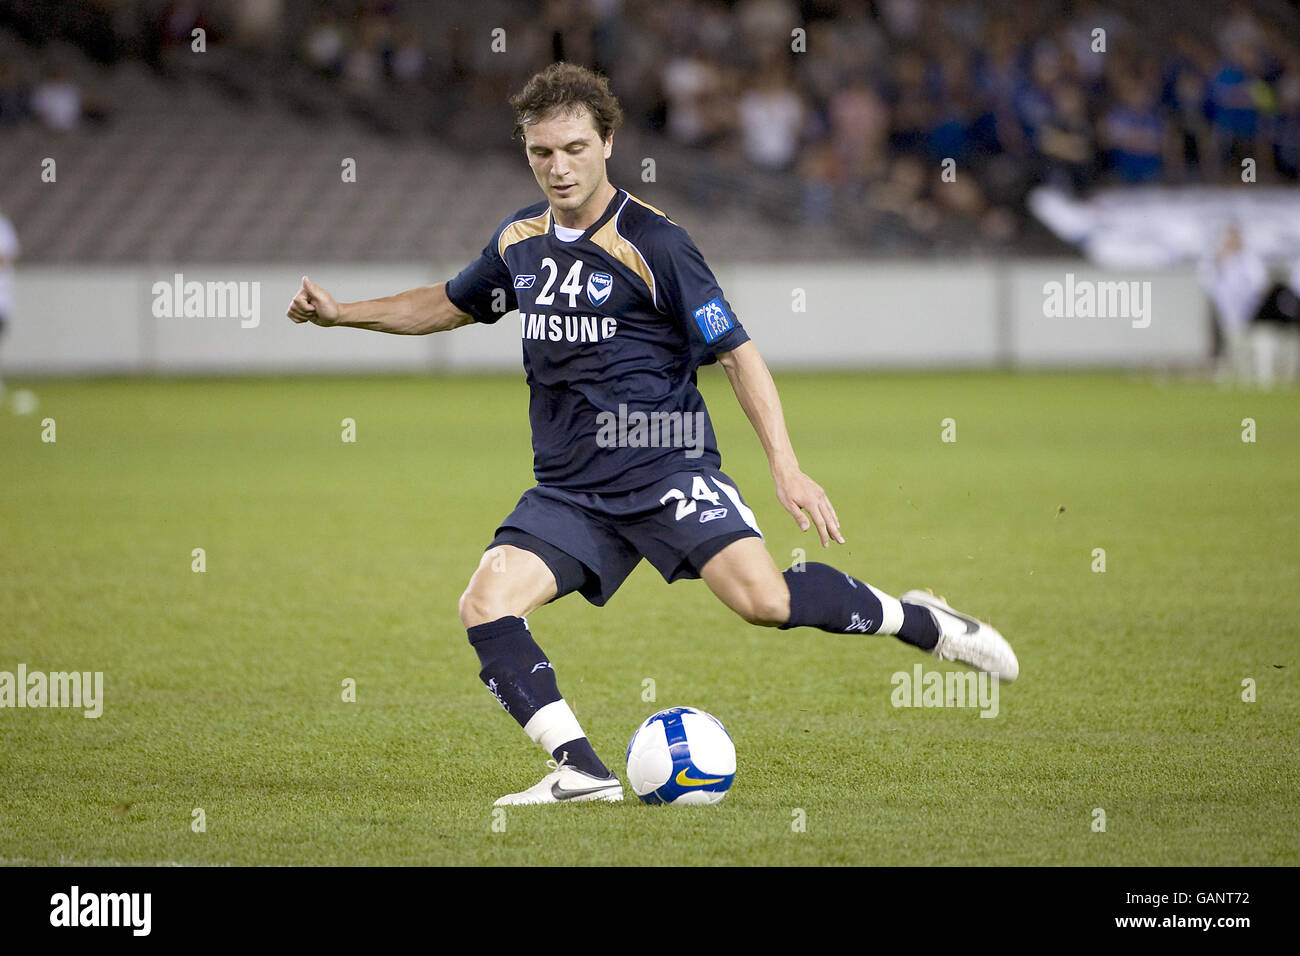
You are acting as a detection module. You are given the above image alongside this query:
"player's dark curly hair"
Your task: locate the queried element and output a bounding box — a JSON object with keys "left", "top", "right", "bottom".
{"left": 509, "top": 62, "right": 624, "bottom": 143}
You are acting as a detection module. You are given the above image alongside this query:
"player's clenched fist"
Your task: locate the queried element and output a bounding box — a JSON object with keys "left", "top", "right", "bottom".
{"left": 286, "top": 276, "right": 340, "bottom": 326}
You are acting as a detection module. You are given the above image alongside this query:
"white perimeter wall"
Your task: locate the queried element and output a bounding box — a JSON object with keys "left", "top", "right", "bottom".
{"left": 4, "top": 260, "right": 1210, "bottom": 375}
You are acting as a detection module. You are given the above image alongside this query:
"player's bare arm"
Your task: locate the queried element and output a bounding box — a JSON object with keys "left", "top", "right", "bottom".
{"left": 285, "top": 275, "right": 473, "bottom": 334}
{"left": 716, "top": 340, "right": 844, "bottom": 547}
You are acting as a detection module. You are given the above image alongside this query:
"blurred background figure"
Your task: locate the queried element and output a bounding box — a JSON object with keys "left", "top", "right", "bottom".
{"left": 29, "top": 64, "right": 81, "bottom": 133}
{"left": 1037, "top": 82, "right": 1095, "bottom": 196}
{"left": 155, "top": 0, "right": 214, "bottom": 75}
{"left": 389, "top": 24, "right": 427, "bottom": 88}
{"left": 1246, "top": 255, "right": 1300, "bottom": 387}
{"left": 302, "top": 10, "right": 345, "bottom": 78}
{"left": 660, "top": 43, "right": 728, "bottom": 150}
{"left": 0, "top": 205, "right": 18, "bottom": 398}
{"left": 1198, "top": 223, "right": 1268, "bottom": 384}
{"left": 1101, "top": 72, "right": 1169, "bottom": 185}
{"left": 342, "top": 14, "right": 387, "bottom": 94}
{"left": 737, "top": 61, "right": 806, "bottom": 172}
{"left": 1289, "top": 258, "right": 1300, "bottom": 382}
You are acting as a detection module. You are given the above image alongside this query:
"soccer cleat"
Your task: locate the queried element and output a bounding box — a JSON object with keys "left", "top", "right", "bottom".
{"left": 900, "top": 589, "right": 1019, "bottom": 682}
{"left": 493, "top": 754, "right": 624, "bottom": 806}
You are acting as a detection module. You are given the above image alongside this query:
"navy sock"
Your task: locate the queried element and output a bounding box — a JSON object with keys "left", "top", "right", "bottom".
{"left": 552, "top": 738, "right": 611, "bottom": 778}
{"left": 467, "top": 616, "right": 561, "bottom": 726}
{"left": 780, "top": 562, "right": 939, "bottom": 650}
{"left": 899, "top": 602, "right": 940, "bottom": 651}
{"left": 781, "top": 562, "right": 884, "bottom": 633}
{"left": 467, "top": 616, "right": 610, "bottom": 778}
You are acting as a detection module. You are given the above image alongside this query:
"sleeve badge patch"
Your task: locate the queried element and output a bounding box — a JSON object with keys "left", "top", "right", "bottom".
{"left": 693, "top": 297, "right": 734, "bottom": 342}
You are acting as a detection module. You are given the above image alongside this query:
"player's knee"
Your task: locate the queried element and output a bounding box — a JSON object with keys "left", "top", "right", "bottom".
{"left": 458, "top": 584, "right": 501, "bottom": 630}
{"left": 459, "top": 549, "right": 508, "bottom": 628}
{"left": 733, "top": 587, "right": 790, "bottom": 628}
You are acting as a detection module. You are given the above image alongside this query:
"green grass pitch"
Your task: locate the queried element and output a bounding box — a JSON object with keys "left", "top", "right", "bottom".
{"left": 1, "top": 370, "right": 1297, "bottom": 866}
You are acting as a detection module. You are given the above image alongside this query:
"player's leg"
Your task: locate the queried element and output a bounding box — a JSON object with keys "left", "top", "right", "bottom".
{"left": 627, "top": 469, "right": 947, "bottom": 651}
{"left": 692, "top": 535, "right": 790, "bottom": 626}
{"left": 698, "top": 537, "right": 1018, "bottom": 681}
{"left": 698, "top": 536, "right": 932, "bottom": 639}
{"left": 458, "top": 543, "right": 557, "bottom": 626}
{"left": 459, "top": 540, "right": 621, "bottom": 804}
{"left": 627, "top": 469, "right": 964, "bottom": 659}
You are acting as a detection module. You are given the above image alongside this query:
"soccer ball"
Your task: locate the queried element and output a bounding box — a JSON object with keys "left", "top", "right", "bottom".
{"left": 625, "top": 706, "right": 736, "bottom": 805}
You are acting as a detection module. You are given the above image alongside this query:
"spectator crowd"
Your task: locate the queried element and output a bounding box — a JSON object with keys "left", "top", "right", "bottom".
{"left": 287, "top": 0, "right": 1300, "bottom": 245}
{"left": 3, "top": 0, "right": 1298, "bottom": 249}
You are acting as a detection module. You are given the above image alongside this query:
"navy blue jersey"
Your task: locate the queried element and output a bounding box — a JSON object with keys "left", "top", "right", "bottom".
{"left": 446, "top": 188, "right": 750, "bottom": 493}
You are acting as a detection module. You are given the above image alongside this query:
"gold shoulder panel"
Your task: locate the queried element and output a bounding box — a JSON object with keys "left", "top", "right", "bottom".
{"left": 589, "top": 197, "right": 656, "bottom": 305}
{"left": 498, "top": 208, "right": 553, "bottom": 259}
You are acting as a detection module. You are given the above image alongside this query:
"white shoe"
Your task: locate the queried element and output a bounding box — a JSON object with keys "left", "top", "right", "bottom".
{"left": 493, "top": 755, "right": 623, "bottom": 806}
{"left": 900, "top": 589, "right": 1019, "bottom": 682}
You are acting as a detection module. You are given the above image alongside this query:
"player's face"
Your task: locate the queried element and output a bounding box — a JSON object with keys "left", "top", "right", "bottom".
{"left": 523, "top": 107, "right": 615, "bottom": 228}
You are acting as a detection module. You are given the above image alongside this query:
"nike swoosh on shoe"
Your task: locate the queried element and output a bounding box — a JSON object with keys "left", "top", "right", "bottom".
{"left": 942, "top": 607, "right": 981, "bottom": 634}
{"left": 551, "top": 780, "right": 621, "bottom": 801}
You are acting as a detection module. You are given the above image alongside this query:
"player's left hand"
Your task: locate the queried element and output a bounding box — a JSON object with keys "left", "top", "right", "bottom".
{"left": 774, "top": 469, "right": 844, "bottom": 547}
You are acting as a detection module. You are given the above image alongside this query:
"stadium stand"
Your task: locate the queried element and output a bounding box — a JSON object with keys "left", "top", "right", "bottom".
{"left": 1, "top": 0, "right": 1297, "bottom": 264}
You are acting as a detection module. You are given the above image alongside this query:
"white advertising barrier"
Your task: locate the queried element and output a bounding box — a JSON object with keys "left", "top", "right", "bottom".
{"left": 145, "top": 265, "right": 443, "bottom": 373}
{"left": 718, "top": 262, "right": 1002, "bottom": 367}
{"left": 6, "top": 265, "right": 144, "bottom": 371}
{"left": 9, "top": 264, "right": 448, "bottom": 374}
{"left": 5, "top": 260, "right": 1209, "bottom": 374}
{"left": 1011, "top": 261, "right": 1210, "bottom": 366}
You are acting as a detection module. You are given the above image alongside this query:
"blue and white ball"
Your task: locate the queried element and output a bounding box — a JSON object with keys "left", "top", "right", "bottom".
{"left": 625, "top": 706, "right": 736, "bottom": 805}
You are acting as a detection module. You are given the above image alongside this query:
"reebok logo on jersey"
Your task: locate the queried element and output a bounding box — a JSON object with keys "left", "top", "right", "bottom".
{"left": 586, "top": 272, "right": 613, "bottom": 306}
{"left": 514, "top": 275, "right": 537, "bottom": 289}
{"left": 693, "top": 297, "right": 734, "bottom": 342}
{"left": 699, "top": 507, "right": 729, "bottom": 523}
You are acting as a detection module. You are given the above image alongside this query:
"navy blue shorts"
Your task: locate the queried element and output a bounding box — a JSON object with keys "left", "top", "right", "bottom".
{"left": 489, "top": 468, "right": 763, "bottom": 606}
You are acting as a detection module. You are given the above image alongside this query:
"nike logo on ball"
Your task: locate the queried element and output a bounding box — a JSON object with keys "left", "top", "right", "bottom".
{"left": 675, "top": 768, "right": 724, "bottom": 787}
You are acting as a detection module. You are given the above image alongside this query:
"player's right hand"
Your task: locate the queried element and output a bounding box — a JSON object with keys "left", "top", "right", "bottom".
{"left": 287, "top": 275, "right": 340, "bottom": 326}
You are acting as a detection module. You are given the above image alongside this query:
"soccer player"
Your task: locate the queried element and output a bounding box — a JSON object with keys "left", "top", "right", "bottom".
{"left": 287, "top": 63, "right": 1018, "bottom": 805}
{"left": 0, "top": 206, "right": 18, "bottom": 399}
